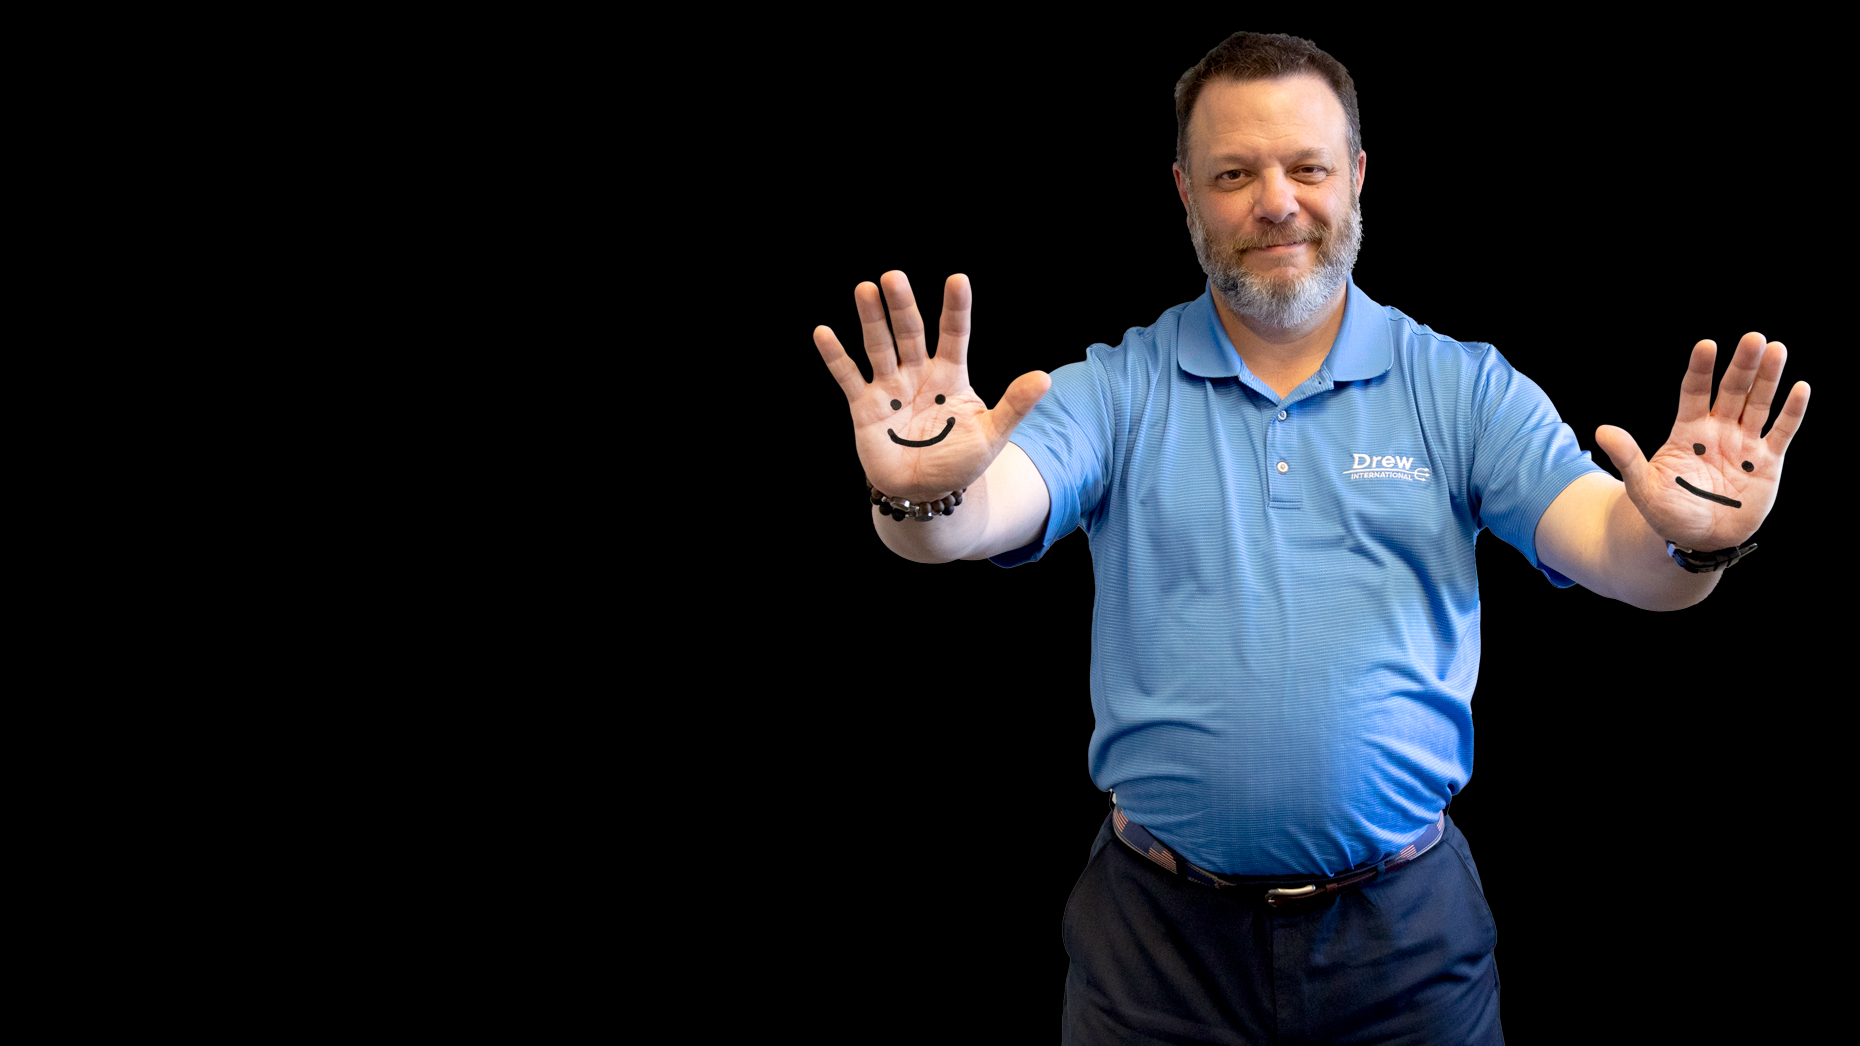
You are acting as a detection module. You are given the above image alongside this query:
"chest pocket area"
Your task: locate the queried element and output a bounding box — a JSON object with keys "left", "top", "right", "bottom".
{"left": 1324, "top": 451, "right": 1456, "bottom": 567}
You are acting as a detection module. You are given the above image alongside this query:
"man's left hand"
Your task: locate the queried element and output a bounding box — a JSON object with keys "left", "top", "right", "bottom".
{"left": 1593, "top": 332, "right": 1810, "bottom": 552}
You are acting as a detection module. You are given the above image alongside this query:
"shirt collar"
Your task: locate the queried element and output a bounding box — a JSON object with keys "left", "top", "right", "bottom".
{"left": 1177, "top": 278, "right": 1393, "bottom": 384}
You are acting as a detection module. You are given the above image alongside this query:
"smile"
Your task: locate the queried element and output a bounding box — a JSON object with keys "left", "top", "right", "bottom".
{"left": 1675, "top": 475, "right": 1742, "bottom": 508}
{"left": 888, "top": 417, "right": 955, "bottom": 447}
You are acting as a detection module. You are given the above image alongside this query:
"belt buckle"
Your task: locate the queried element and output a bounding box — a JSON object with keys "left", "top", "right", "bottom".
{"left": 1264, "top": 866, "right": 1380, "bottom": 906}
{"left": 1263, "top": 884, "right": 1319, "bottom": 906}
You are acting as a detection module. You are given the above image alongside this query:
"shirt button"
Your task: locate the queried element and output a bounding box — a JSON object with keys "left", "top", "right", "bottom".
{"left": 1277, "top": 410, "right": 1288, "bottom": 421}
{"left": 1276, "top": 461, "right": 1289, "bottom": 474}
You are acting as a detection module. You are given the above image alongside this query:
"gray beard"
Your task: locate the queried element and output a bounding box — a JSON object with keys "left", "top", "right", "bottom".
{"left": 1187, "top": 191, "right": 1364, "bottom": 331}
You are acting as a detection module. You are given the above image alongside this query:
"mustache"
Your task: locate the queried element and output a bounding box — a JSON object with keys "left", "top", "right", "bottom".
{"left": 1226, "top": 225, "right": 1327, "bottom": 254}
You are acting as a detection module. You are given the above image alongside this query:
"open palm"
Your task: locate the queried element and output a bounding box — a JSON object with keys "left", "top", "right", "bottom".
{"left": 814, "top": 272, "right": 1049, "bottom": 502}
{"left": 1595, "top": 332, "right": 1810, "bottom": 552}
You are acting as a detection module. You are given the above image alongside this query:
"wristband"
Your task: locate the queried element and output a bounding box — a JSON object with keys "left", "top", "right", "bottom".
{"left": 1667, "top": 540, "right": 1758, "bottom": 573}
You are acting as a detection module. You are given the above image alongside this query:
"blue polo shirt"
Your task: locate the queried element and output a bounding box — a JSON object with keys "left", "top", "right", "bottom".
{"left": 994, "top": 279, "right": 1602, "bottom": 876}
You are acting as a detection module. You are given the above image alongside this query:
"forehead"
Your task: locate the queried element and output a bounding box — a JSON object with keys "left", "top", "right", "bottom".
{"left": 1188, "top": 74, "right": 1350, "bottom": 165}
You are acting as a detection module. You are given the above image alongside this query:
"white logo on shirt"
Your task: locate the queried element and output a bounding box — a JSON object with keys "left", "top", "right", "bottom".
{"left": 1347, "top": 453, "right": 1430, "bottom": 482}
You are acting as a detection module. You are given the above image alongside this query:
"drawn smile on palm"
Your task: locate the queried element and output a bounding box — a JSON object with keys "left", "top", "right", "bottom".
{"left": 887, "top": 394, "right": 955, "bottom": 448}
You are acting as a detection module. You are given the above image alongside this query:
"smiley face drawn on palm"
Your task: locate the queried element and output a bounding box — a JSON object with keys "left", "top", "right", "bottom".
{"left": 886, "top": 393, "right": 956, "bottom": 448}
{"left": 814, "top": 272, "right": 1050, "bottom": 502}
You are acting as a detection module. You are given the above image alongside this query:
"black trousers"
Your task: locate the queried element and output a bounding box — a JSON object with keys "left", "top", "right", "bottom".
{"left": 1062, "top": 813, "right": 1503, "bottom": 1046}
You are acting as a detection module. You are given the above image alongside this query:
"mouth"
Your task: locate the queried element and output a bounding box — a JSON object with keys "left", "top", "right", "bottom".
{"left": 888, "top": 417, "right": 956, "bottom": 447}
{"left": 1675, "top": 475, "right": 1743, "bottom": 508}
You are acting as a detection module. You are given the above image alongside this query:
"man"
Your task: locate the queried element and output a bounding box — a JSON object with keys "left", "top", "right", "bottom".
{"left": 810, "top": 32, "right": 1809, "bottom": 1045}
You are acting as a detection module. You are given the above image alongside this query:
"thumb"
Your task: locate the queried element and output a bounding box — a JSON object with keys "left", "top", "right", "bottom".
{"left": 985, "top": 370, "right": 1052, "bottom": 443}
{"left": 1593, "top": 424, "right": 1650, "bottom": 489}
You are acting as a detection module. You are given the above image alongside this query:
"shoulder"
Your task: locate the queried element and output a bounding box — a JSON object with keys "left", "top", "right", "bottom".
{"left": 1050, "top": 297, "right": 1203, "bottom": 399}
{"left": 1366, "top": 301, "right": 1531, "bottom": 402}
{"left": 1089, "top": 298, "right": 1198, "bottom": 366}
{"left": 1380, "top": 304, "right": 1498, "bottom": 368}
{"left": 1340, "top": 291, "right": 1560, "bottom": 442}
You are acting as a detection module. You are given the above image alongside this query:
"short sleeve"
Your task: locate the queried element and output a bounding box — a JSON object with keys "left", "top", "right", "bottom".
{"left": 989, "top": 356, "right": 1115, "bottom": 568}
{"left": 1466, "top": 347, "right": 1606, "bottom": 587}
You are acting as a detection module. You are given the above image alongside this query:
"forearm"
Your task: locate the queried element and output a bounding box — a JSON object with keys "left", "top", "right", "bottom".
{"left": 1596, "top": 480, "right": 1722, "bottom": 609}
{"left": 873, "top": 442, "right": 1051, "bottom": 563}
{"left": 1537, "top": 473, "right": 1721, "bottom": 611}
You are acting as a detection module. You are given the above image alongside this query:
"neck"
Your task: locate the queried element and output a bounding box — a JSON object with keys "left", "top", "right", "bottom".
{"left": 1210, "top": 281, "right": 1348, "bottom": 399}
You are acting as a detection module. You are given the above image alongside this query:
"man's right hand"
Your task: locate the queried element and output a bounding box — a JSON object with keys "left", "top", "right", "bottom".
{"left": 815, "top": 271, "right": 1051, "bottom": 502}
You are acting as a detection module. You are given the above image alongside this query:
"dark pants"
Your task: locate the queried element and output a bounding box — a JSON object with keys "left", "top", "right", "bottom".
{"left": 1062, "top": 813, "right": 1503, "bottom": 1046}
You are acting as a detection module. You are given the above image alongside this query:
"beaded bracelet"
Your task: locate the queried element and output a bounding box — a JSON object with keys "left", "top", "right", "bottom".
{"left": 867, "top": 478, "right": 966, "bottom": 522}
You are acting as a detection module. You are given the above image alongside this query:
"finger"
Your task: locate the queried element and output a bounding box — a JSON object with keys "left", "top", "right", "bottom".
{"left": 982, "top": 370, "right": 1053, "bottom": 449}
{"left": 936, "top": 274, "right": 973, "bottom": 368}
{"left": 1762, "top": 380, "right": 1811, "bottom": 457}
{"left": 813, "top": 325, "right": 868, "bottom": 404}
{"left": 1738, "top": 341, "right": 1786, "bottom": 440}
{"left": 1593, "top": 424, "right": 1651, "bottom": 491}
{"left": 854, "top": 281, "right": 897, "bottom": 379}
{"left": 1710, "top": 332, "right": 1767, "bottom": 426}
{"left": 879, "top": 271, "right": 930, "bottom": 367}
{"left": 1675, "top": 340, "right": 1715, "bottom": 424}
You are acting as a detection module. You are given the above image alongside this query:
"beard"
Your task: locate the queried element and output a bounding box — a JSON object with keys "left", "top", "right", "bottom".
{"left": 1187, "top": 186, "right": 1364, "bottom": 331}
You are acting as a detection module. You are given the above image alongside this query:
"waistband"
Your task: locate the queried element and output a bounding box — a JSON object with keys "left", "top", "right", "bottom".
{"left": 1111, "top": 803, "right": 1447, "bottom": 906}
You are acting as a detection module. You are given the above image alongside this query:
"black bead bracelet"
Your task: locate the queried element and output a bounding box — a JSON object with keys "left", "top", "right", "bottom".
{"left": 867, "top": 478, "right": 966, "bottom": 522}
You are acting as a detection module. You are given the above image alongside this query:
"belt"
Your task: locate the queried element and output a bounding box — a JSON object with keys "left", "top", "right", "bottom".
{"left": 1111, "top": 803, "right": 1446, "bottom": 907}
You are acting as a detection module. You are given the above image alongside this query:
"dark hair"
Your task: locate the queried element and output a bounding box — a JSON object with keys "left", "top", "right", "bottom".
{"left": 1174, "top": 33, "right": 1362, "bottom": 170}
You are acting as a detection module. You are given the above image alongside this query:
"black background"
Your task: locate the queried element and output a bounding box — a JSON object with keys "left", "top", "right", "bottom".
{"left": 709, "top": 18, "right": 1842, "bottom": 1043}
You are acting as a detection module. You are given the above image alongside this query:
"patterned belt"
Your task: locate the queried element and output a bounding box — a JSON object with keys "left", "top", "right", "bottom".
{"left": 1111, "top": 804, "right": 1447, "bottom": 907}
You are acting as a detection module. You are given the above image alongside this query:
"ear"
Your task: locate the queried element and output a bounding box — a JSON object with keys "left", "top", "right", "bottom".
{"left": 1353, "top": 150, "right": 1367, "bottom": 195}
{"left": 1172, "top": 162, "right": 1190, "bottom": 214}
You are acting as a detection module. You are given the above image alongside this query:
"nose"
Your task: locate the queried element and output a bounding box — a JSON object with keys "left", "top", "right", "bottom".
{"left": 1253, "top": 169, "right": 1298, "bottom": 224}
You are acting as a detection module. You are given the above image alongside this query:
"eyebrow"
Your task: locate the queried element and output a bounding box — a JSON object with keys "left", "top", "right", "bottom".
{"left": 1202, "top": 148, "right": 1336, "bottom": 168}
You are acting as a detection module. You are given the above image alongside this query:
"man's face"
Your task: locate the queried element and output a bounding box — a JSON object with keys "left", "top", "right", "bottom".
{"left": 1173, "top": 74, "right": 1365, "bottom": 330}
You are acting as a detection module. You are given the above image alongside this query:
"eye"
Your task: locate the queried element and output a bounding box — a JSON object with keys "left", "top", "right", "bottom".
{"left": 890, "top": 399, "right": 901, "bottom": 410}
{"left": 935, "top": 395, "right": 945, "bottom": 404}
